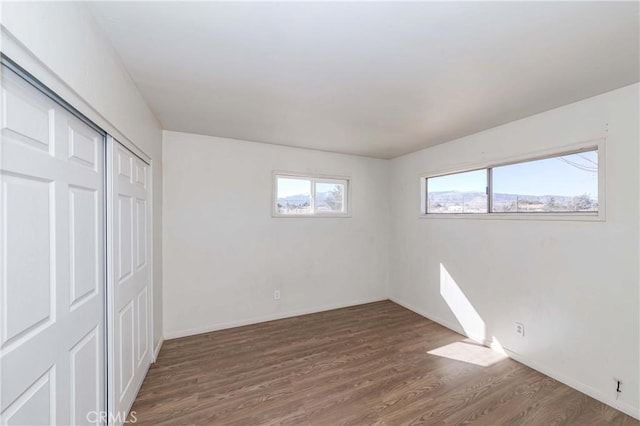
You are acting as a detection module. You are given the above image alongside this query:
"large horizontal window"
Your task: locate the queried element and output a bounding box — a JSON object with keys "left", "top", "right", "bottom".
{"left": 274, "top": 173, "right": 349, "bottom": 217}
{"left": 424, "top": 147, "right": 600, "bottom": 216}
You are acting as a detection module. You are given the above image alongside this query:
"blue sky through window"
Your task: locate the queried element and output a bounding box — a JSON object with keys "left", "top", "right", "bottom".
{"left": 277, "top": 177, "right": 311, "bottom": 198}
{"left": 428, "top": 169, "right": 486, "bottom": 193}
{"left": 493, "top": 151, "right": 597, "bottom": 198}
{"left": 428, "top": 150, "right": 598, "bottom": 199}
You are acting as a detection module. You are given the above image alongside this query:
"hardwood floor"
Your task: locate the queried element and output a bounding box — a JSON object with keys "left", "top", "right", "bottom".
{"left": 130, "top": 301, "right": 637, "bottom": 425}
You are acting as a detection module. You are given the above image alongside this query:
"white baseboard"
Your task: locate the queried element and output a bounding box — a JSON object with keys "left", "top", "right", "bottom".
{"left": 389, "top": 296, "right": 640, "bottom": 420}
{"left": 152, "top": 338, "right": 164, "bottom": 363}
{"left": 164, "top": 297, "right": 387, "bottom": 340}
{"left": 503, "top": 347, "right": 640, "bottom": 419}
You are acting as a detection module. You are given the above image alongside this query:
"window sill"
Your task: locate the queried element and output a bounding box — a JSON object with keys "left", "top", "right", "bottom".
{"left": 272, "top": 213, "right": 352, "bottom": 218}
{"left": 418, "top": 212, "right": 604, "bottom": 222}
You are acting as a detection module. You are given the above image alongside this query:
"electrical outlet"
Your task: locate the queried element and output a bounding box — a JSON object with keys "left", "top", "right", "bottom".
{"left": 273, "top": 290, "right": 281, "bottom": 301}
{"left": 515, "top": 322, "right": 524, "bottom": 337}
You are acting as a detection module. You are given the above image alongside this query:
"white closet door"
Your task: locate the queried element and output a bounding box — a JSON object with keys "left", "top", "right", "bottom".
{"left": 0, "top": 67, "right": 105, "bottom": 425}
{"left": 108, "top": 139, "right": 151, "bottom": 423}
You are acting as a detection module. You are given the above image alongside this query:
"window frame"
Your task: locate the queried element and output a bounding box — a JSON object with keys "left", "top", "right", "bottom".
{"left": 419, "top": 138, "right": 606, "bottom": 221}
{"left": 272, "top": 171, "right": 352, "bottom": 218}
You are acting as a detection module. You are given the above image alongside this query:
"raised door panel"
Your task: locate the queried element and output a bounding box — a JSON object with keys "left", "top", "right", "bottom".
{"left": 1, "top": 368, "right": 55, "bottom": 426}
{"left": 136, "top": 287, "right": 148, "bottom": 366}
{"left": 70, "top": 328, "right": 101, "bottom": 426}
{"left": 136, "top": 199, "right": 147, "bottom": 270}
{"left": 1, "top": 72, "right": 53, "bottom": 154}
{"left": 1, "top": 173, "right": 53, "bottom": 347}
{"left": 134, "top": 160, "right": 146, "bottom": 189}
{"left": 69, "top": 186, "right": 99, "bottom": 309}
{"left": 118, "top": 302, "right": 135, "bottom": 402}
{"left": 117, "top": 149, "right": 132, "bottom": 182}
{"left": 68, "top": 123, "right": 99, "bottom": 171}
{"left": 118, "top": 195, "right": 133, "bottom": 282}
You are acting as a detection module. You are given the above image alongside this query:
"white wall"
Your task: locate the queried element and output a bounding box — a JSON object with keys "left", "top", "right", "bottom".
{"left": 389, "top": 83, "right": 639, "bottom": 417}
{"left": 162, "top": 131, "right": 389, "bottom": 338}
{"left": 1, "top": 2, "right": 164, "bottom": 353}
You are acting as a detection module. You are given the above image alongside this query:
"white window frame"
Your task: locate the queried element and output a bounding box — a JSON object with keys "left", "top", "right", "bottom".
{"left": 273, "top": 171, "right": 352, "bottom": 218}
{"left": 419, "top": 138, "right": 606, "bottom": 221}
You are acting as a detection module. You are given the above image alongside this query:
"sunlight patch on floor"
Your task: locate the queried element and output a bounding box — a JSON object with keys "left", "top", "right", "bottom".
{"left": 427, "top": 340, "right": 508, "bottom": 367}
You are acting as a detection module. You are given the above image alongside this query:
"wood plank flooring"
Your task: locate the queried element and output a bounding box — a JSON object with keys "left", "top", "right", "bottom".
{"left": 130, "top": 301, "right": 638, "bottom": 425}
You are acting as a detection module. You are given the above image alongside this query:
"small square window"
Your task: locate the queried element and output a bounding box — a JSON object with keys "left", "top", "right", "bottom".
{"left": 274, "top": 174, "right": 349, "bottom": 217}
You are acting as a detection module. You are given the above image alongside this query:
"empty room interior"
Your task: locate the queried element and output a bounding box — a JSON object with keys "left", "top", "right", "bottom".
{"left": 1, "top": 1, "right": 640, "bottom": 425}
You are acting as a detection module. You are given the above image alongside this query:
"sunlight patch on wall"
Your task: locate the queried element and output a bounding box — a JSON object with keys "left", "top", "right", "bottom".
{"left": 440, "top": 263, "right": 486, "bottom": 341}
{"left": 490, "top": 336, "right": 508, "bottom": 356}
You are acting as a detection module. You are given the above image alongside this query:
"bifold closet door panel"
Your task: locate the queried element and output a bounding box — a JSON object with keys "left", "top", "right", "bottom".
{"left": 0, "top": 66, "right": 105, "bottom": 425}
{"left": 109, "top": 141, "right": 151, "bottom": 420}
